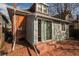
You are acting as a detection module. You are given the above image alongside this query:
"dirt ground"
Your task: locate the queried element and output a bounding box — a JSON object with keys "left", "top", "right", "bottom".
{"left": 0, "top": 39, "right": 79, "bottom": 56}
{"left": 36, "top": 39, "right": 79, "bottom": 56}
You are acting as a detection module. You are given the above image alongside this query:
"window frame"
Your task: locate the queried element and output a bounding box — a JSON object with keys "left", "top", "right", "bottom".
{"left": 37, "top": 4, "right": 42, "bottom": 12}
{"left": 61, "top": 23, "right": 65, "bottom": 31}
{"left": 43, "top": 5, "right": 48, "bottom": 13}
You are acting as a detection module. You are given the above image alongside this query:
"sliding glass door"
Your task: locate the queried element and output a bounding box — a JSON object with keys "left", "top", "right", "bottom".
{"left": 38, "top": 19, "right": 41, "bottom": 41}
{"left": 46, "top": 21, "right": 52, "bottom": 40}
{"left": 38, "top": 19, "right": 52, "bottom": 42}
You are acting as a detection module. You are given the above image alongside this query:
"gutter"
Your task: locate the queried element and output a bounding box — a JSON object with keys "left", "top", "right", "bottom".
{"left": 35, "top": 13, "right": 71, "bottom": 24}
{"left": 7, "top": 5, "right": 71, "bottom": 24}
{"left": 7, "top": 5, "right": 31, "bottom": 14}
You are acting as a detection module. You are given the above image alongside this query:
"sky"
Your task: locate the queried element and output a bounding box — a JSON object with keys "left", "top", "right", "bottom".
{"left": 7, "top": 3, "right": 79, "bottom": 19}
{"left": 7, "top": 3, "right": 79, "bottom": 14}
{"left": 7, "top": 3, "right": 32, "bottom": 9}
{"left": 72, "top": 7, "right": 79, "bottom": 15}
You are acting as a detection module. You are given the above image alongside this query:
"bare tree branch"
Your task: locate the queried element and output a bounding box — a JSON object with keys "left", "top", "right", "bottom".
{"left": 48, "top": 3, "right": 79, "bottom": 20}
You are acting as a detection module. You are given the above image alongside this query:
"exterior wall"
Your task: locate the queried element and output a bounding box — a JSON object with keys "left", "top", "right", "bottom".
{"left": 34, "top": 18, "right": 69, "bottom": 44}
{"left": 74, "top": 22, "right": 79, "bottom": 29}
{"left": 70, "top": 21, "right": 79, "bottom": 38}
{"left": 12, "top": 15, "right": 27, "bottom": 39}
{"left": 54, "top": 22, "right": 63, "bottom": 40}
{"left": 52, "top": 22, "right": 69, "bottom": 40}
{"left": 41, "top": 20, "right": 47, "bottom": 42}
{"left": 26, "top": 15, "right": 35, "bottom": 44}
{"left": 65, "top": 24, "right": 69, "bottom": 38}
{"left": 36, "top": 3, "right": 48, "bottom": 14}
{"left": 34, "top": 19, "right": 38, "bottom": 44}
{"left": 52, "top": 21, "right": 54, "bottom": 40}
{"left": 34, "top": 19, "right": 47, "bottom": 44}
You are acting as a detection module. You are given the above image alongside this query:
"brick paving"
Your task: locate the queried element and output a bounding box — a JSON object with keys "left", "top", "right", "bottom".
{"left": 1, "top": 39, "right": 79, "bottom": 56}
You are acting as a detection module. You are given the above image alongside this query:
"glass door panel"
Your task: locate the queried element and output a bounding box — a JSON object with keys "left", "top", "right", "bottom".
{"left": 46, "top": 21, "right": 52, "bottom": 40}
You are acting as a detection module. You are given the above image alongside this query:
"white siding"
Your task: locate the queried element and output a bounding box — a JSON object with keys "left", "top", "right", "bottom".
{"left": 34, "top": 19, "right": 38, "bottom": 44}
{"left": 36, "top": 3, "right": 48, "bottom": 14}
{"left": 52, "top": 22, "right": 55, "bottom": 40}
{"left": 52, "top": 22, "right": 69, "bottom": 41}
{"left": 65, "top": 24, "right": 69, "bottom": 39}
{"left": 41, "top": 20, "right": 46, "bottom": 42}
{"left": 27, "top": 15, "right": 69, "bottom": 44}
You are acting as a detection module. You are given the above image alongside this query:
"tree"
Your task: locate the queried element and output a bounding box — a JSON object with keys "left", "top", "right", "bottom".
{"left": 48, "top": 3, "right": 79, "bottom": 20}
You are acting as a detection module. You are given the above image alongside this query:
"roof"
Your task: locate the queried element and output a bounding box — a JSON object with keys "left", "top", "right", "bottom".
{"left": 72, "top": 20, "right": 79, "bottom": 23}
{"left": 39, "top": 3, "right": 49, "bottom": 6}
{"left": 25, "top": 3, "right": 49, "bottom": 13}
{"left": 7, "top": 5, "right": 31, "bottom": 15}
{"left": 35, "top": 13, "right": 71, "bottom": 23}
{"left": 7, "top": 4, "right": 71, "bottom": 24}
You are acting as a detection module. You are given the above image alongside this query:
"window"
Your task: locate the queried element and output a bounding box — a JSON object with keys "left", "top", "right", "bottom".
{"left": 37, "top": 3, "right": 48, "bottom": 14}
{"left": 38, "top": 19, "right": 41, "bottom": 41}
{"left": 37, "top": 4, "right": 42, "bottom": 12}
{"left": 46, "top": 21, "right": 52, "bottom": 39}
{"left": 62, "top": 23, "right": 65, "bottom": 31}
{"left": 43, "top": 5, "right": 48, "bottom": 13}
